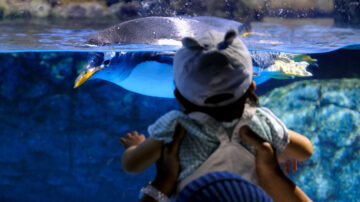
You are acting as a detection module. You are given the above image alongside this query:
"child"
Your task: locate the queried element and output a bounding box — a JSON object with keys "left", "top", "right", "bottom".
{"left": 120, "top": 29, "right": 313, "bottom": 194}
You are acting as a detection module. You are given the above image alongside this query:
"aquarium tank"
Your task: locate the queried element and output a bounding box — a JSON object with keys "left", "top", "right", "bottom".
{"left": 0, "top": 0, "right": 359, "bottom": 201}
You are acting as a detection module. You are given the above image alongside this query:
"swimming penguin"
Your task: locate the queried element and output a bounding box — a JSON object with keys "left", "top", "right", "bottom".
{"left": 85, "top": 16, "right": 247, "bottom": 46}
{"left": 75, "top": 16, "right": 248, "bottom": 98}
{"left": 75, "top": 51, "right": 176, "bottom": 98}
{"left": 75, "top": 16, "right": 313, "bottom": 98}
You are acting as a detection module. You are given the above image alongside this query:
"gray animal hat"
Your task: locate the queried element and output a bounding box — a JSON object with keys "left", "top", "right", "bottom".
{"left": 174, "top": 29, "right": 253, "bottom": 107}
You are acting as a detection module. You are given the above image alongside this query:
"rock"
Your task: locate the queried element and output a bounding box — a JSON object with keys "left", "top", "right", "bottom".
{"left": 0, "top": 0, "right": 10, "bottom": 19}
{"left": 33, "top": 94, "right": 72, "bottom": 131}
{"left": 260, "top": 78, "right": 360, "bottom": 201}
{"left": 9, "top": 9, "right": 32, "bottom": 19}
{"left": 334, "top": 0, "right": 360, "bottom": 27}
{"left": 0, "top": 0, "right": 32, "bottom": 19}
{"left": 30, "top": 0, "right": 51, "bottom": 18}
{"left": 24, "top": 81, "right": 49, "bottom": 99}
{"left": 2, "top": 51, "right": 359, "bottom": 201}
{"left": 0, "top": 61, "right": 23, "bottom": 101}
{"left": 83, "top": 2, "right": 106, "bottom": 18}
{"left": 72, "top": 90, "right": 105, "bottom": 121}
{"left": 49, "top": 57, "right": 74, "bottom": 84}
{"left": 316, "top": 0, "right": 334, "bottom": 13}
{"left": 103, "top": 0, "right": 122, "bottom": 7}
{"left": 139, "top": 0, "right": 174, "bottom": 16}
{"left": 90, "top": 82, "right": 132, "bottom": 117}
{"left": 108, "top": 1, "right": 140, "bottom": 20}
{"left": 265, "top": 0, "right": 333, "bottom": 18}
{"left": 51, "top": 2, "right": 106, "bottom": 18}
{"left": 169, "top": 0, "right": 260, "bottom": 21}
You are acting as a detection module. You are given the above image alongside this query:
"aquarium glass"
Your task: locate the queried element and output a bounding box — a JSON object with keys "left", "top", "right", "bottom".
{"left": 0, "top": 0, "right": 359, "bottom": 201}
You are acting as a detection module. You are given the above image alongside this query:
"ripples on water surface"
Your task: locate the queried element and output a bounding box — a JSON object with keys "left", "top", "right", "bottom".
{"left": 1, "top": 18, "right": 359, "bottom": 53}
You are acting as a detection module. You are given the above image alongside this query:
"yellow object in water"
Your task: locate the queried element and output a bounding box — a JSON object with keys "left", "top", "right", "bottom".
{"left": 292, "top": 54, "right": 317, "bottom": 64}
{"left": 241, "top": 32, "right": 272, "bottom": 38}
{"left": 74, "top": 66, "right": 103, "bottom": 88}
{"left": 262, "top": 57, "right": 312, "bottom": 79}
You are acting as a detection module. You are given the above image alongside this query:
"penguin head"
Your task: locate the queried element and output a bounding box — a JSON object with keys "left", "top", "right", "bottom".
{"left": 74, "top": 52, "right": 117, "bottom": 88}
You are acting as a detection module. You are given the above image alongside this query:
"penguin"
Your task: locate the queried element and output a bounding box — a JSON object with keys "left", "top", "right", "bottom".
{"left": 74, "top": 16, "right": 247, "bottom": 98}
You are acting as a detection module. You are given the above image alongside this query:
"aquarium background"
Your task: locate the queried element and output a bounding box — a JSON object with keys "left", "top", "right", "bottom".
{"left": 1, "top": 0, "right": 360, "bottom": 201}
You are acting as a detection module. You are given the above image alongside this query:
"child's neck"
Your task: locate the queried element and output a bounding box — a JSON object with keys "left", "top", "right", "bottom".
{"left": 175, "top": 88, "right": 248, "bottom": 122}
{"left": 184, "top": 103, "right": 246, "bottom": 122}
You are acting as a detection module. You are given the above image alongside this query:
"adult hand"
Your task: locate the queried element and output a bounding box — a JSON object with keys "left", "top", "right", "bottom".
{"left": 239, "top": 126, "right": 281, "bottom": 176}
{"left": 140, "top": 124, "right": 186, "bottom": 202}
{"left": 240, "top": 126, "right": 311, "bottom": 202}
{"left": 155, "top": 124, "right": 186, "bottom": 185}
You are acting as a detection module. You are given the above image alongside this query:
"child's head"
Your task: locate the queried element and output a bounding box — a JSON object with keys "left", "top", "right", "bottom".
{"left": 173, "top": 29, "right": 257, "bottom": 121}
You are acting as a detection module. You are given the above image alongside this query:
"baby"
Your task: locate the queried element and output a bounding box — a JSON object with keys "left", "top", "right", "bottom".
{"left": 120, "top": 29, "right": 313, "bottom": 194}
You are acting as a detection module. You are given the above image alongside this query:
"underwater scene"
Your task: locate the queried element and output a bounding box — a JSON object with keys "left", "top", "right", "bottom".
{"left": 0, "top": 0, "right": 360, "bottom": 201}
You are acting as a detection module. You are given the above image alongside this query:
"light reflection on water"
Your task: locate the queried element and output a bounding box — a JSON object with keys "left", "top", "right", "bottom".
{"left": 0, "top": 17, "right": 359, "bottom": 53}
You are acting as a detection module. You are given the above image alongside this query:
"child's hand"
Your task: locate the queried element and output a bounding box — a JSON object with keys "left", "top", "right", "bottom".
{"left": 280, "top": 160, "right": 304, "bottom": 175}
{"left": 119, "top": 131, "right": 145, "bottom": 149}
{"left": 278, "top": 153, "right": 304, "bottom": 174}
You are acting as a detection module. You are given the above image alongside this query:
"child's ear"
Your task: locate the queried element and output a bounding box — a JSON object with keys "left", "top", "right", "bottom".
{"left": 174, "top": 89, "right": 183, "bottom": 104}
{"left": 182, "top": 37, "right": 203, "bottom": 50}
{"left": 251, "top": 80, "right": 256, "bottom": 91}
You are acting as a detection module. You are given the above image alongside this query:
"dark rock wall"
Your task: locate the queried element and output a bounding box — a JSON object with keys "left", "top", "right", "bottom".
{"left": 257, "top": 49, "right": 360, "bottom": 201}
{"left": 2, "top": 0, "right": 360, "bottom": 27}
{"left": 0, "top": 0, "right": 340, "bottom": 22}
{"left": 0, "top": 0, "right": 262, "bottom": 21}
{"left": 0, "top": 50, "right": 359, "bottom": 201}
{"left": 260, "top": 78, "right": 360, "bottom": 201}
{"left": 334, "top": 0, "right": 360, "bottom": 27}
{"left": 0, "top": 52, "right": 179, "bottom": 201}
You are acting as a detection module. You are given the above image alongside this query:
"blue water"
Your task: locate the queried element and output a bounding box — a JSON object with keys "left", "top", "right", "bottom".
{"left": 0, "top": 17, "right": 360, "bottom": 202}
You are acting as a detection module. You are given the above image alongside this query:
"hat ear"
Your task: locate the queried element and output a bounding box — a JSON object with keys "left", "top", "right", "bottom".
{"left": 182, "top": 37, "right": 203, "bottom": 50}
{"left": 218, "top": 29, "right": 237, "bottom": 50}
{"left": 224, "top": 29, "right": 237, "bottom": 44}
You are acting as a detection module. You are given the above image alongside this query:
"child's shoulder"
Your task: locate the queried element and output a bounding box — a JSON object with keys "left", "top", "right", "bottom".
{"left": 157, "top": 110, "right": 188, "bottom": 120}
{"left": 248, "top": 106, "right": 289, "bottom": 152}
{"left": 150, "top": 110, "right": 190, "bottom": 129}
{"left": 250, "top": 106, "right": 287, "bottom": 133}
{"left": 253, "top": 106, "right": 280, "bottom": 120}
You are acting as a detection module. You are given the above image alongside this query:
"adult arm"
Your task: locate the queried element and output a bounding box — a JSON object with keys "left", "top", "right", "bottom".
{"left": 140, "top": 125, "right": 186, "bottom": 202}
{"left": 241, "top": 126, "right": 312, "bottom": 202}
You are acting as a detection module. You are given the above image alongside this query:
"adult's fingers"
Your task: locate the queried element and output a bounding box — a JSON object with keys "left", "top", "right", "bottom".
{"left": 284, "top": 161, "right": 290, "bottom": 175}
{"left": 240, "top": 126, "right": 265, "bottom": 150}
{"left": 292, "top": 160, "right": 297, "bottom": 172}
{"left": 166, "top": 124, "right": 186, "bottom": 154}
{"left": 174, "top": 124, "right": 186, "bottom": 142}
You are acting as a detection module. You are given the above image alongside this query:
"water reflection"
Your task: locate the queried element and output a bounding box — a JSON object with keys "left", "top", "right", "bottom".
{"left": 0, "top": 17, "right": 359, "bottom": 53}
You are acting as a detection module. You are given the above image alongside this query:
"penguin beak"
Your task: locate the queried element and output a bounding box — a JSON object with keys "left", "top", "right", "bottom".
{"left": 74, "top": 65, "right": 104, "bottom": 88}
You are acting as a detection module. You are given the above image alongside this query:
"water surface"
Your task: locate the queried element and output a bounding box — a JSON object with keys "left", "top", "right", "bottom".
{"left": 1, "top": 18, "right": 359, "bottom": 53}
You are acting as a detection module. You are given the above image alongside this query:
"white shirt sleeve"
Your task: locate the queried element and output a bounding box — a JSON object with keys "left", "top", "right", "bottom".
{"left": 248, "top": 107, "right": 289, "bottom": 153}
